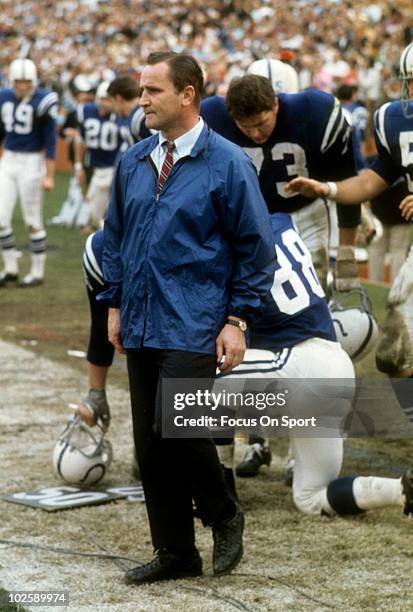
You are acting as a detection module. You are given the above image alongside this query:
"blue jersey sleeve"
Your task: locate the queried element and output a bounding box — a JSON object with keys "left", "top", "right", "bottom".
{"left": 370, "top": 103, "right": 401, "bottom": 186}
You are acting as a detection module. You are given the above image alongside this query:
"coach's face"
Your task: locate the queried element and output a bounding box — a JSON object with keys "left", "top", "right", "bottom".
{"left": 234, "top": 101, "right": 278, "bottom": 144}
{"left": 140, "top": 62, "right": 186, "bottom": 133}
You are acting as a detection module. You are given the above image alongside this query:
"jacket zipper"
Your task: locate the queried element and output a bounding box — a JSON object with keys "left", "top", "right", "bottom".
{"left": 141, "top": 155, "right": 191, "bottom": 344}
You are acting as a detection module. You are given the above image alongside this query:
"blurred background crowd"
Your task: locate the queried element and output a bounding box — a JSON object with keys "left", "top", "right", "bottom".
{"left": 0, "top": 0, "right": 412, "bottom": 111}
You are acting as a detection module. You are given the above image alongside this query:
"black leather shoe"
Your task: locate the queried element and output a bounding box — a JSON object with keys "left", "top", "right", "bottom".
{"left": 212, "top": 506, "right": 244, "bottom": 575}
{"left": 124, "top": 549, "right": 203, "bottom": 585}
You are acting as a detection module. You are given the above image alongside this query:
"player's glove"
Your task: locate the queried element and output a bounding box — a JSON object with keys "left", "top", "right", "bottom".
{"left": 77, "top": 388, "right": 111, "bottom": 431}
{"left": 334, "top": 245, "right": 361, "bottom": 292}
{"left": 387, "top": 245, "right": 413, "bottom": 306}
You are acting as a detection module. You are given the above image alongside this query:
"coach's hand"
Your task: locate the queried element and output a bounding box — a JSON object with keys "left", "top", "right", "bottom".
{"left": 216, "top": 324, "right": 246, "bottom": 373}
{"left": 108, "top": 307, "right": 125, "bottom": 354}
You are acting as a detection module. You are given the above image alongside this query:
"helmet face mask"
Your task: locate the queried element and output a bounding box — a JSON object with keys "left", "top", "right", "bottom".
{"left": 329, "top": 287, "right": 379, "bottom": 362}
{"left": 53, "top": 416, "right": 112, "bottom": 486}
{"left": 399, "top": 43, "right": 413, "bottom": 119}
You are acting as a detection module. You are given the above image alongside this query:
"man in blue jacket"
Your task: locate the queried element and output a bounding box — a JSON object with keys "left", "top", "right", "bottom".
{"left": 100, "top": 52, "right": 276, "bottom": 585}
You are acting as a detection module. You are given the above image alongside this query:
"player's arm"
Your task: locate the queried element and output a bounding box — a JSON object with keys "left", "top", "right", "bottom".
{"left": 40, "top": 95, "right": 59, "bottom": 191}
{"left": 42, "top": 158, "right": 55, "bottom": 191}
{"left": 285, "top": 167, "right": 388, "bottom": 204}
{"left": 74, "top": 138, "right": 86, "bottom": 185}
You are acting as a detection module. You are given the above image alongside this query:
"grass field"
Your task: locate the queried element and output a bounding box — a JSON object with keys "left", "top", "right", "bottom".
{"left": 1, "top": 173, "right": 412, "bottom": 612}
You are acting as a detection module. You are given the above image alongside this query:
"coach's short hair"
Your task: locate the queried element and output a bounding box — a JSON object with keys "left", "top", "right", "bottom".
{"left": 107, "top": 77, "right": 141, "bottom": 100}
{"left": 226, "top": 75, "right": 276, "bottom": 120}
{"left": 146, "top": 51, "right": 204, "bottom": 106}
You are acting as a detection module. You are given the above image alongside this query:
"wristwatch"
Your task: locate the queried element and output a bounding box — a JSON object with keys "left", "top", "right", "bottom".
{"left": 226, "top": 318, "right": 248, "bottom": 332}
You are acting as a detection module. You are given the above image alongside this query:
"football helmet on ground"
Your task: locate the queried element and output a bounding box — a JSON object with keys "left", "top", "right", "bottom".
{"left": 329, "top": 287, "right": 379, "bottom": 362}
{"left": 53, "top": 416, "right": 112, "bottom": 486}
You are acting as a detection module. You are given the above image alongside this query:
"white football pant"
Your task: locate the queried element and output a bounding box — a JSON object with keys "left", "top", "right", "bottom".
{"left": 0, "top": 150, "right": 46, "bottom": 277}
{"left": 86, "top": 167, "right": 114, "bottom": 229}
{"left": 291, "top": 198, "right": 330, "bottom": 290}
{"left": 368, "top": 224, "right": 411, "bottom": 283}
{"left": 216, "top": 338, "right": 354, "bottom": 514}
{"left": 219, "top": 340, "right": 406, "bottom": 515}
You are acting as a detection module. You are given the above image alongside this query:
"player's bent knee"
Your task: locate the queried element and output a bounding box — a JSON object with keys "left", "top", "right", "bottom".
{"left": 292, "top": 487, "right": 326, "bottom": 516}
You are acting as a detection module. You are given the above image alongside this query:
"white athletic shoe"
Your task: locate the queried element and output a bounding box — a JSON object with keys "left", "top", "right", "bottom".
{"left": 18, "top": 274, "right": 43, "bottom": 288}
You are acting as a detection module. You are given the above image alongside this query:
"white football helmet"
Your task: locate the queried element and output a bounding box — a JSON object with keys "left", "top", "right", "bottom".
{"left": 399, "top": 42, "right": 413, "bottom": 118}
{"left": 247, "top": 58, "right": 299, "bottom": 93}
{"left": 329, "top": 288, "right": 379, "bottom": 362}
{"left": 53, "top": 416, "right": 112, "bottom": 486}
{"left": 9, "top": 58, "right": 37, "bottom": 84}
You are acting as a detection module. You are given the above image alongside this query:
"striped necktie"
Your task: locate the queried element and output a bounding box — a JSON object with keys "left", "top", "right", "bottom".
{"left": 157, "top": 141, "right": 175, "bottom": 194}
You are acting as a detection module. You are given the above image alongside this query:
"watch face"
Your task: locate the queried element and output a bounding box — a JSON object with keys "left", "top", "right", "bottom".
{"left": 239, "top": 321, "right": 247, "bottom": 332}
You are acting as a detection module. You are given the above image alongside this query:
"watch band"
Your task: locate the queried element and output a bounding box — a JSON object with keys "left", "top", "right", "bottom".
{"left": 226, "top": 318, "right": 247, "bottom": 332}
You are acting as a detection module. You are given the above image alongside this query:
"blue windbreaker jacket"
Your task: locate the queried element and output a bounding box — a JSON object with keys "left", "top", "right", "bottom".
{"left": 100, "top": 125, "right": 276, "bottom": 354}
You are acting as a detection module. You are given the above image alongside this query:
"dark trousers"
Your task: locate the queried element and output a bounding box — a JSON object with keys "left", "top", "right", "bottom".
{"left": 86, "top": 286, "right": 114, "bottom": 367}
{"left": 126, "top": 348, "right": 235, "bottom": 554}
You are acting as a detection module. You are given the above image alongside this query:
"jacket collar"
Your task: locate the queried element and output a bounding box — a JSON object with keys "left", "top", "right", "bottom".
{"left": 133, "top": 123, "right": 210, "bottom": 161}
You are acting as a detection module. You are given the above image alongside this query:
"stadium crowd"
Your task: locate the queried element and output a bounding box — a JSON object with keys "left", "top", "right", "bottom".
{"left": 0, "top": 0, "right": 412, "bottom": 109}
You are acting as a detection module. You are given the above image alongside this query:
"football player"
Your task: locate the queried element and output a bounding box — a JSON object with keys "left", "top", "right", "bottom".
{"left": 200, "top": 72, "right": 362, "bottom": 295}
{"left": 74, "top": 81, "right": 122, "bottom": 229}
{"left": 285, "top": 42, "right": 413, "bottom": 384}
{"left": 106, "top": 76, "right": 151, "bottom": 151}
{"left": 201, "top": 71, "right": 362, "bottom": 475}
{"left": 77, "top": 229, "right": 113, "bottom": 433}
{"left": 216, "top": 212, "right": 413, "bottom": 518}
{"left": 0, "top": 58, "right": 58, "bottom": 287}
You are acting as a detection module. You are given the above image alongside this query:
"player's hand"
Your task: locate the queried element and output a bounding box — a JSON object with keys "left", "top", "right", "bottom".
{"left": 216, "top": 324, "right": 246, "bottom": 373}
{"left": 75, "top": 166, "right": 86, "bottom": 186}
{"left": 285, "top": 177, "right": 329, "bottom": 199}
{"left": 108, "top": 307, "right": 125, "bottom": 354}
{"left": 42, "top": 176, "right": 55, "bottom": 191}
{"left": 63, "top": 128, "right": 78, "bottom": 140}
{"left": 387, "top": 245, "right": 413, "bottom": 306}
{"left": 399, "top": 194, "right": 413, "bottom": 221}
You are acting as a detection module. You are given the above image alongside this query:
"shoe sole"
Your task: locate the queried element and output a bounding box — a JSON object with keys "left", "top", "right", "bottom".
{"left": 18, "top": 281, "right": 43, "bottom": 288}
{"left": 125, "top": 568, "right": 203, "bottom": 585}
{"left": 213, "top": 544, "right": 243, "bottom": 576}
